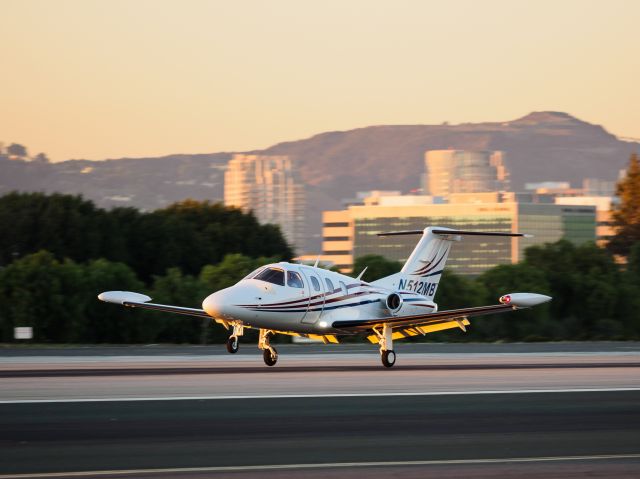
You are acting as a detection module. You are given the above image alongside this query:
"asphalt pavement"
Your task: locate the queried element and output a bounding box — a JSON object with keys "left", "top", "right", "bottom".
{"left": 1, "top": 392, "right": 640, "bottom": 477}
{"left": 1, "top": 343, "right": 639, "bottom": 478}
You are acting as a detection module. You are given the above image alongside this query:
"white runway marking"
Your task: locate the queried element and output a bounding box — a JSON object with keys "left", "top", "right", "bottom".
{"left": 1, "top": 387, "right": 639, "bottom": 404}
{"left": 1, "top": 454, "right": 639, "bottom": 478}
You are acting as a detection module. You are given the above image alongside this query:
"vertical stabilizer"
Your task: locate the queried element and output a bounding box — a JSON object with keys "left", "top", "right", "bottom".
{"left": 370, "top": 227, "right": 458, "bottom": 300}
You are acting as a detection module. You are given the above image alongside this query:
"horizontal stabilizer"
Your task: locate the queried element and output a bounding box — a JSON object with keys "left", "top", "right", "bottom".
{"left": 378, "top": 229, "right": 531, "bottom": 238}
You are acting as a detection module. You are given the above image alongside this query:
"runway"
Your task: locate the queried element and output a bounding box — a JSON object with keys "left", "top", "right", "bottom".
{"left": 1, "top": 343, "right": 639, "bottom": 477}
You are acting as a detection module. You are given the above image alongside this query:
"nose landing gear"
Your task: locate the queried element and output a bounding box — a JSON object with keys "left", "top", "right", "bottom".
{"left": 226, "top": 336, "right": 239, "bottom": 354}
{"left": 226, "top": 322, "right": 244, "bottom": 354}
{"left": 259, "top": 329, "right": 278, "bottom": 366}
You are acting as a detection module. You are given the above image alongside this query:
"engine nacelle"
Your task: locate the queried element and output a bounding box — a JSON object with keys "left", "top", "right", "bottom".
{"left": 382, "top": 292, "right": 403, "bottom": 315}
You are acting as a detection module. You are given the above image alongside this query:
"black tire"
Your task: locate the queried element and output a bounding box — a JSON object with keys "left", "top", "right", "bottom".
{"left": 381, "top": 350, "right": 396, "bottom": 368}
{"left": 263, "top": 348, "right": 278, "bottom": 366}
{"left": 226, "top": 336, "right": 239, "bottom": 354}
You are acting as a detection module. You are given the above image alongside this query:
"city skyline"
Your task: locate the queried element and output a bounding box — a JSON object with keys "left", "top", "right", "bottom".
{"left": 1, "top": 0, "right": 639, "bottom": 162}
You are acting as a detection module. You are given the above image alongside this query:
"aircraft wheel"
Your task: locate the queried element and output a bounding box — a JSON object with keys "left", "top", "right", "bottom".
{"left": 226, "top": 336, "right": 239, "bottom": 354}
{"left": 381, "top": 350, "right": 396, "bottom": 368}
{"left": 263, "top": 348, "right": 278, "bottom": 366}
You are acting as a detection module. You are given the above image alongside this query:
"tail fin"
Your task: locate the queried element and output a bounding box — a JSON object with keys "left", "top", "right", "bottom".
{"left": 370, "top": 227, "right": 528, "bottom": 301}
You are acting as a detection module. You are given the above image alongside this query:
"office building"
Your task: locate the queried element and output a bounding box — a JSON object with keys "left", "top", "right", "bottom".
{"left": 322, "top": 192, "right": 596, "bottom": 275}
{"left": 424, "top": 150, "right": 509, "bottom": 196}
{"left": 224, "top": 154, "right": 305, "bottom": 251}
{"left": 554, "top": 196, "right": 615, "bottom": 247}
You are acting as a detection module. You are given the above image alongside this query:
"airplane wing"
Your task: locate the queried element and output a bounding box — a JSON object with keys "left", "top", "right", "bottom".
{"left": 98, "top": 291, "right": 210, "bottom": 319}
{"left": 331, "top": 293, "right": 551, "bottom": 341}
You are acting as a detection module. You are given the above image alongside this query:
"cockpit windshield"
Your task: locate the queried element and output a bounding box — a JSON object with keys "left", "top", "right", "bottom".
{"left": 254, "top": 267, "right": 285, "bottom": 286}
{"left": 242, "top": 267, "right": 265, "bottom": 281}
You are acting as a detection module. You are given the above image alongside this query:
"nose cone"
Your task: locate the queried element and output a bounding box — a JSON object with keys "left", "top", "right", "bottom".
{"left": 202, "top": 290, "right": 227, "bottom": 318}
{"left": 202, "top": 285, "right": 257, "bottom": 320}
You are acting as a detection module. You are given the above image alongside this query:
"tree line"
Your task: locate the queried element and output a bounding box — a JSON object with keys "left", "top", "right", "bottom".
{"left": 0, "top": 192, "right": 292, "bottom": 280}
{"left": 355, "top": 239, "right": 640, "bottom": 342}
{"left": 0, "top": 192, "right": 294, "bottom": 343}
{"left": 1, "top": 152, "right": 640, "bottom": 344}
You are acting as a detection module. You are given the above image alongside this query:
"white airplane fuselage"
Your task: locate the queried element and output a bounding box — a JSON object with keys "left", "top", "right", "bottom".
{"left": 99, "top": 226, "right": 551, "bottom": 368}
{"left": 202, "top": 262, "right": 436, "bottom": 334}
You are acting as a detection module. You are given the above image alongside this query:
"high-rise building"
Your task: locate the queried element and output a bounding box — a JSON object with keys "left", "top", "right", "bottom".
{"left": 321, "top": 192, "right": 596, "bottom": 275}
{"left": 424, "top": 149, "right": 509, "bottom": 196}
{"left": 224, "top": 154, "right": 305, "bottom": 251}
{"left": 554, "top": 196, "right": 616, "bottom": 247}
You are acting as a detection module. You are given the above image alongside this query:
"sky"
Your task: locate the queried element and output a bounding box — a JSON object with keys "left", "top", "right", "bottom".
{"left": 1, "top": 0, "right": 639, "bottom": 162}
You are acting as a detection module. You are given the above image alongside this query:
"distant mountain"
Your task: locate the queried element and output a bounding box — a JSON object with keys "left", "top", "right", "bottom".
{"left": 262, "top": 111, "right": 634, "bottom": 195}
{"left": 0, "top": 153, "right": 230, "bottom": 211}
{"left": 1, "top": 112, "right": 638, "bottom": 251}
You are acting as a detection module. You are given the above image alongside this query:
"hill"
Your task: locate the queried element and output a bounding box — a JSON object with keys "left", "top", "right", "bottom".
{"left": 1, "top": 111, "right": 638, "bottom": 250}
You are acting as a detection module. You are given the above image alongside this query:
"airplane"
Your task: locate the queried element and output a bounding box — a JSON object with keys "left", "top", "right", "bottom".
{"left": 99, "top": 226, "right": 551, "bottom": 368}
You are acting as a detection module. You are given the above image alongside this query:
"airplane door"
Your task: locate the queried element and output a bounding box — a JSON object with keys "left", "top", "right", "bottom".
{"left": 299, "top": 268, "right": 325, "bottom": 324}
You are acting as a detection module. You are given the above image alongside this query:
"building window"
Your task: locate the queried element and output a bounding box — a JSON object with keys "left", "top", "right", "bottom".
{"left": 323, "top": 251, "right": 351, "bottom": 255}
{"left": 323, "top": 236, "right": 351, "bottom": 241}
{"left": 323, "top": 222, "right": 350, "bottom": 227}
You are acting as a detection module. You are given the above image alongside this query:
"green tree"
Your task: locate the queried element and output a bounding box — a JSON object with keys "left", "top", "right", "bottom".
{"left": 149, "top": 268, "right": 206, "bottom": 344}
{"left": 430, "top": 271, "right": 488, "bottom": 342}
{"left": 0, "top": 252, "right": 152, "bottom": 343}
{"left": 81, "top": 258, "right": 149, "bottom": 343}
{"left": 352, "top": 254, "right": 402, "bottom": 282}
{"left": 0, "top": 193, "right": 293, "bottom": 281}
{"left": 0, "top": 251, "right": 84, "bottom": 342}
{"left": 7, "top": 143, "right": 27, "bottom": 158}
{"left": 477, "top": 263, "right": 552, "bottom": 340}
{"left": 608, "top": 152, "right": 640, "bottom": 256}
{"left": 525, "top": 240, "right": 630, "bottom": 339}
{"left": 199, "top": 253, "right": 275, "bottom": 292}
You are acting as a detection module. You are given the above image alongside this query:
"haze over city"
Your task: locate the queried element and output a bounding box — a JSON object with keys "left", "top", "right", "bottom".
{"left": 1, "top": 0, "right": 639, "bottom": 162}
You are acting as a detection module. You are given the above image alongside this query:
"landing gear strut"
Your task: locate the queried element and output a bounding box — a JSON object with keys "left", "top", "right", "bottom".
{"left": 376, "top": 323, "right": 396, "bottom": 368}
{"left": 259, "top": 329, "right": 278, "bottom": 366}
{"left": 226, "top": 322, "right": 244, "bottom": 354}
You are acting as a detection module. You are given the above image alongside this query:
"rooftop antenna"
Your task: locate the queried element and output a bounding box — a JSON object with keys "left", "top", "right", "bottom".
{"left": 355, "top": 266, "right": 368, "bottom": 281}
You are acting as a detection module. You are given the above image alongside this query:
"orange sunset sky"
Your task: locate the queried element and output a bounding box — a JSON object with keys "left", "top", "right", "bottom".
{"left": 1, "top": 0, "right": 638, "bottom": 162}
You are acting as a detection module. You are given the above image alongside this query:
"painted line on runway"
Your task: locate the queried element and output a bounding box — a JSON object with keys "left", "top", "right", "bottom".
{"left": 3, "top": 360, "right": 640, "bottom": 378}
{"left": 2, "top": 387, "right": 640, "bottom": 404}
{"left": 1, "top": 454, "right": 640, "bottom": 478}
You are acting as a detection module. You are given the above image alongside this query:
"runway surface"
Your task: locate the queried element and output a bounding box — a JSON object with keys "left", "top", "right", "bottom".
{"left": 1, "top": 343, "right": 639, "bottom": 477}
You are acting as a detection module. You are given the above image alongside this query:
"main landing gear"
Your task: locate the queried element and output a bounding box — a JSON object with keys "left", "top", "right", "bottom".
{"left": 376, "top": 323, "right": 396, "bottom": 368}
{"left": 259, "top": 329, "right": 278, "bottom": 367}
{"left": 226, "top": 322, "right": 244, "bottom": 354}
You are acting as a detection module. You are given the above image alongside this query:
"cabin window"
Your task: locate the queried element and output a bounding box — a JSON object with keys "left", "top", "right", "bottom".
{"left": 325, "top": 278, "right": 335, "bottom": 293}
{"left": 287, "top": 271, "right": 304, "bottom": 289}
{"left": 310, "top": 276, "right": 321, "bottom": 292}
{"left": 339, "top": 281, "right": 348, "bottom": 296}
{"left": 254, "top": 267, "right": 285, "bottom": 286}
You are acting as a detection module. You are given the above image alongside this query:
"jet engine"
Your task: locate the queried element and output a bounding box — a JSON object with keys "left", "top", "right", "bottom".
{"left": 382, "top": 292, "right": 403, "bottom": 315}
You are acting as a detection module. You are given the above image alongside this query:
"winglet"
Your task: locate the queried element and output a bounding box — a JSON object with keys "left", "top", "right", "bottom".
{"left": 98, "top": 291, "right": 152, "bottom": 305}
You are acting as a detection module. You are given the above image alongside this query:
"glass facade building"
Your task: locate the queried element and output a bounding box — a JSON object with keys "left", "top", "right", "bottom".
{"left": 322, "top": 193, "right": 596, "bottom": 275}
